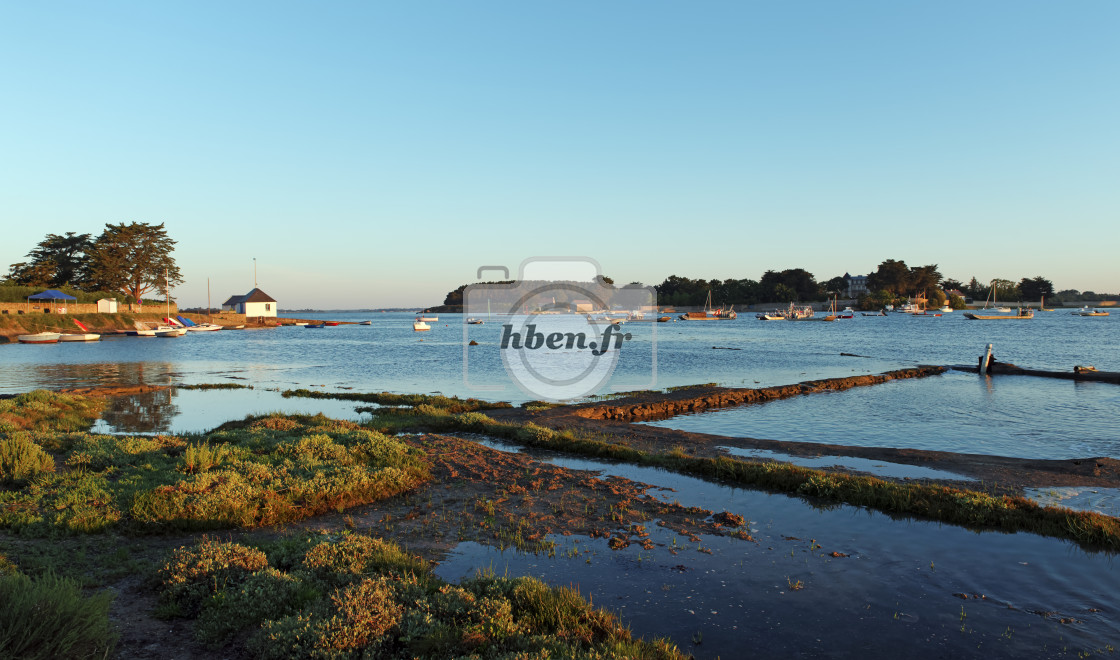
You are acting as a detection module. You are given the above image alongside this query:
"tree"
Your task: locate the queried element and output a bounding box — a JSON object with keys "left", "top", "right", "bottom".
{"left": 908, "top": 264, "right": 942, "bottom": 297}
{"left": 87, "top": 222, "right": 182, "bottom": 306}
{"left": 1018, "top": 276, "right": 1054, "bottom": 302}
{"left": 822, "top": 276, "right": 848, "bottom": 297}
{"left": 941, "top": 278, "right": 964, "bottom": 292}
{"left": 7, "top": 232, "right": 93, "bottom": 288}
{"left": 866, "top": 259, "right": 911, "bottom": 296}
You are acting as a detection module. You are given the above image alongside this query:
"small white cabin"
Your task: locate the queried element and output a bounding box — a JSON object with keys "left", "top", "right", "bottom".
{"left": 224, "top": 288, "right": 277, "bottom": 317}
{"left": 96, "top": 298, "right": 118, "bottom": 313}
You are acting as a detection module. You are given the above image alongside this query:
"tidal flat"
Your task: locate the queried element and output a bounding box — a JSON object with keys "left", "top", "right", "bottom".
{"left": 2, "top": 374, "right": 1119, "bottom": 658}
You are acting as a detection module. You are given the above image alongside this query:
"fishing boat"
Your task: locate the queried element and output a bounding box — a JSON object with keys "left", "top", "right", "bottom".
{"left": 413, "top": 319, "right": 431, "bottom": 331}
{"left": 964, "top": 307, "right": 1034, "bottom": 320}
{"left": 756, "top": 302, "right": 814, "bottom": 321}
{"left": 17, "top": 332, "right": 61, "bottom": 344}
{"left": 680, "top": 291, "right": 737, "bottom": 320}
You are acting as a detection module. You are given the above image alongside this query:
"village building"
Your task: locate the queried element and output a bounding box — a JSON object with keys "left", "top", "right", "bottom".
{"left": 222, "top": 288, "right": 278, "bottom": 317}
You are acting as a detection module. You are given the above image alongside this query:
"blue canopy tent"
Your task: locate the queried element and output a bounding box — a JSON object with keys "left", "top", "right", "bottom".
{"left": 27, "top": 289, "right": 77, "bottom": 313}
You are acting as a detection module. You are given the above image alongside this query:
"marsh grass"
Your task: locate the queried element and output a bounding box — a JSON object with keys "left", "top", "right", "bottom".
{"left": 0, "top": 570, "right": 117, "bottom": 659}
{"left": 0, "top": 407, "right": 429, "bottom": 535}
{"left": 282, "top": 388, "right": 513, "bottom": 413}
{"left": 161, "top": 532, "right": 684, "bottom": 658}
{"left": 0, "top": 390, "right": 104, "bottom": 433}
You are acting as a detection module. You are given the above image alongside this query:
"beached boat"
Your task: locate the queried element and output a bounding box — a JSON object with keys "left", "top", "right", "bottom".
{"left": 413, "top": 320, "right": 431, "bottom": 331}
{"left": 17, "top": 332, "right": 61, "bottom": 344}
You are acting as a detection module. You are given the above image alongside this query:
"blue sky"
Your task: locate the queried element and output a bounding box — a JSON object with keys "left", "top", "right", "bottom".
{"left": 2, "top": 2, "right": 1117, "bottom": 308}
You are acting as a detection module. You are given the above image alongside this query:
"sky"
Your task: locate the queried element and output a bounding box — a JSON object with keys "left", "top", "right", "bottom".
{"left": 1, "top": 2, "right": 1117, "bottom": 308}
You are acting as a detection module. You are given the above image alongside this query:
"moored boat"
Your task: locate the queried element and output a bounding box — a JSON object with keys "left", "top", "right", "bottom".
{"left": 59, "top": 333, "right": 101, "bottom": 342}
{"left": 1072, "top": 307, "right": 1110, "bottom": 316}
{"left": 413, "top": 319, "right": 431, "bottom": 331}
{"left": 17, "top": 332, "right": 61, "bottom": 344}
{"left": 964, "top": 307, "right": 1034, "bottom": 320}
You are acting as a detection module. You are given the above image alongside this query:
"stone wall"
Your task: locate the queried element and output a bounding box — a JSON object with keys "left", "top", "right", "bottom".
{"left": 0, "top": 302, "right": 178, "bottom": 315}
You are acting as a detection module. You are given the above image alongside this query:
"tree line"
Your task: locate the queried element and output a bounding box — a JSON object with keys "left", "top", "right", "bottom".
{"left": 438, "top": 259, "right": 1109, "bottom": 310}
{"left": 3, "top": 222, "right": 182, "bottom": 304}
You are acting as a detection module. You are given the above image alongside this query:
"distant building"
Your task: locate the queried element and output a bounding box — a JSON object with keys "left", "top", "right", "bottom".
{"left": 222, "top": 288, "right": 278, "bottom": 317}
{"left": 843, "top": 273, "right": 869, "bottom": 298}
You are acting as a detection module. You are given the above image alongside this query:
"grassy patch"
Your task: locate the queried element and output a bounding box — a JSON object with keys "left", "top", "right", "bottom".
{"left": 282, "top": 388, "right": 512, "bottom": 413}
{"left": 0, "top": 569, "right": 117, "bottom": 659}
{"left": 0, "top": 390, "right": 104, "bottom": 433}
{"left": 1, "top": 406, "right": 429, "bottom": 535}
{"left": 177, "top": 383, "right": 253, "bottom": 391}
{"left": 160, "top": 532, "right": 684, "bottom": 658}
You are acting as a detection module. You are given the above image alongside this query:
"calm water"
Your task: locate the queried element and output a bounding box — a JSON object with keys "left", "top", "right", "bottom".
{"left": 432, "top": 441, "right": 1120, "bottom": 659}
{"left": 2, "top": 310, "right": 1118, "bottom": 458}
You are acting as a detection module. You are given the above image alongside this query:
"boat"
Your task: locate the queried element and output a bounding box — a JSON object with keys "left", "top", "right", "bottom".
{"left": 679, "top": 291, "right": 737, "bottom": 320}
{"left": 838, "top": 306, "right": 855, "bottom": 319}
{"left": 417, "top": 316, "right": 438, "bottom": 322}
{"left": 59, "top": 332, "right": 100, "bottom": 342}
{"left": 359, "top": 320, "right": 372, "bottom": 325}
{"left": 155, "top": 327, "right": 182, "bottom": 337}
{"left": 186, "top": 323, "right": 222, "bottom": 332}
{"left": 657, "top": 316, "right": 671, "bottom": 322}
{"left": 756, "top": 302, "right": 814, "bottom": 321}
{"left": 821, "top": 297, "right": 837, "bottom": 322}
{"left": 964, "top": 307, "right": 1034, "bottom": 320}
{"left": 59, "top": 319, "right": 101, "bottom": 342}
{"left": 305, "top": 323, "right": 326, "bottom": 328}
{"left": 413, "top": 319, "right": 431, "bottom": 331}
{"left": 938, "top": 305, "right": 953, "bottom": 313}
{"left": 861, "top": 311, "right": 887, "bottom": 316}
{"left": 323, "top": 321, "right": 340, "bottom": 326}
{"left": 17, "top": 332, "right": 61, "bottom": 344}
{"left": 1073, "top": 307, "right": 1110, "bottom": 316}
{"left": 466, "top": 318, "right": 483, "bottom": 325}
{"left": 1039, "top": 296, "right": 1054, "bottom": 312}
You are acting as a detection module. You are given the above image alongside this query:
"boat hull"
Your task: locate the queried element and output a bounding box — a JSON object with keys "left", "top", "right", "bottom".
{"left": 59, "top": 333, "right": 101, "bottom": 342}
{"left": 17, "top": 332, "right": 61, "bottom": 344}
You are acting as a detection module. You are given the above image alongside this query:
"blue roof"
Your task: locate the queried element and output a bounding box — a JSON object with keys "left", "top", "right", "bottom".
{"left": 28, "top": 289, "right": 77, "bottom": 301}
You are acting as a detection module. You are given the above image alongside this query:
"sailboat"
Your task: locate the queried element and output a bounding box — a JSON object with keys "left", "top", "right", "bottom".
{"left": 964, "top": 281, "right": 1032, "bottom": 320}
{"left": 679, "top": 291, "right": 736, "bottom": 320}
{"left": 155, "top": 270, "right": 185, "bottom": 336}
{"left": 187, "top": 279, "right": 222, "bottom": 331}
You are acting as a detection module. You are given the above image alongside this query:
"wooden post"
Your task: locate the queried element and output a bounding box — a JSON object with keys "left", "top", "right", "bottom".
{"left": 981, "top": 343, "right": 993, "bottom": 373}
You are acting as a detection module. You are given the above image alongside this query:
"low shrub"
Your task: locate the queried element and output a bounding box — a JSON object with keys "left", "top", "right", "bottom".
{"left": 159, "top": 540, "right": 269, "bottom": 616}
{"left": 0, "top": 435, "right": 54, "bottom": 484}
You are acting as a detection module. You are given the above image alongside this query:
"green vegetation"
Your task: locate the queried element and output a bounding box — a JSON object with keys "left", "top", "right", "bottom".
{"left": 5, "top": 222, "right": 182, "bottom": 304}
{"left": 0, "top": 568, "right": 117, "bottom": 659}
{"left": 0, "top": 397, "right": 428, "bottom": 535}
{"left": 282, "top": 388, "right": 513, "bottom": 413}
{"left": 160, "top": 532, "right": 683, "bottom": 658}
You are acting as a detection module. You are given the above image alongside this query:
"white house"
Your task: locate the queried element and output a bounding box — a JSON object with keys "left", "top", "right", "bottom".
{"left": 223, "top": 288, "right": 278, "bottom": 317}
{"left": 96, "top": 298, "right": 118, "bottom": 313}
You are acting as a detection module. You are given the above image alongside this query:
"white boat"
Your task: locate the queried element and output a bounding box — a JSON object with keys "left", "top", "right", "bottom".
{"left": 466, "top": 318, "right": 483, "bottom": 325}
{"left": 17, "top": 332, "right": 61, "bottom": 344}
{"left": 186, "top": 323, "right": 222, "bottom": 332}
{"left": 417, "top": 316, "right": 438, "bottom": 322}
{"left": 413, "top": 319, "right": 431, "bottom": 331}
{"left": 59, "top": 333, "right": 101, "bottom": 342}
{"left": 61, "top": 319, "right": 101, "bottom": 341}
{"left": 155, "top": 326, "right": 183, "bottom": 337}
{"left": 939, "top": 305, "right": 953, "bottom": 313}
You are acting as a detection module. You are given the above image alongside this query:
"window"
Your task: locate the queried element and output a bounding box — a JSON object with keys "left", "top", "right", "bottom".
{"left": 265, "top": 304, "right": 271, "bottom": 311}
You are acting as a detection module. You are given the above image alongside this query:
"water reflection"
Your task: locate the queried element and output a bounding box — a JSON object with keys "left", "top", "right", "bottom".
{"left": 13, "top": 361, "right": 178, "bottom": 391}
{"left": 99, "top": 388, "right": 180, "bottom": 434}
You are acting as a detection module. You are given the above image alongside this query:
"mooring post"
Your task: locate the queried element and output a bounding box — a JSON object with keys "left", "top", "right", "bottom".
{"left": 981, "top": 343, "right": 993, "bottom": 373}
